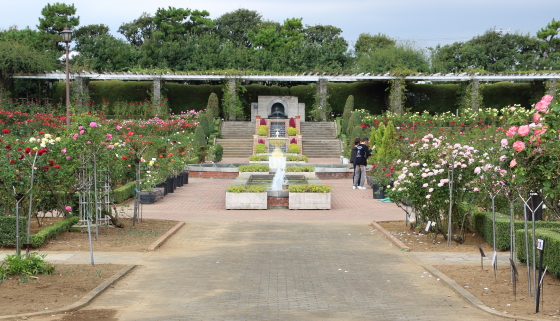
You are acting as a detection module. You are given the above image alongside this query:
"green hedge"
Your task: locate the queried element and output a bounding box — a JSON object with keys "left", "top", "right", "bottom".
{"left": 473, "top": 209, "right": 560, "bottom": 250}
{"left": 481, "top": 81, "right": 535, "bottom": 110}
{"left": 288, "top": 184, "right": 331, "bottom": 193}
{"left": 238, "top": 164, "right": 269, "bottom": 172}
{"left": 0, "top": 216, "right": 27, "bottom": 246}
{"left": 30, "top": 216, "right": 79, "bottom": 248}
{"left": 516, "top": 228, "right": 560, "bottom": 277}
{"left": 111, "top": 181, "right": 137, "bottom": 204}
{"left": 405, "top": 83, "right": 459, "bottom": 114}
{"left": 226, "top": 185, "right": 266, "bottom": 193}
{"left": 286, "top": 166, "right": 314, "bottom": 172}
{"left": 166, "top": 83, "right": 223, "bottom": 115}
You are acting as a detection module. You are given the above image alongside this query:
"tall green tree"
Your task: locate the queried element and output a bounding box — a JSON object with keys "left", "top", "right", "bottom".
{"left": 152, "top": 7, "right": 214, "bottom": 42}
{"left": 354, "top": 33, "right": 395, "bottom": 54}
{"left": 118, "top": 13, "right": 154, "bottom": 48}
{"left": 37, "top": 2, "right": 79, "bottom": 39}
{"left": 214, "top": 9, "right": 262, "bottom": 48}
{"left": 355, "top": 40, "right": 429, "bottom": 73}
{"left": 0, "top": 41, "right": 54, "bottom": 99}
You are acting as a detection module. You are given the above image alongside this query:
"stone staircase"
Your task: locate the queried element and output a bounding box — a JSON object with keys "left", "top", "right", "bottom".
{"left": 300, "top": 122, "right": 342, "bottom": 158}
{"left": 216, "top": 122, "right": 254, "bottom": 158}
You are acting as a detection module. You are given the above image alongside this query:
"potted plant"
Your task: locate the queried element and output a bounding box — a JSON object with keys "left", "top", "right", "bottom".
{"left": 368, "top": 163, "right": 395, "bottom": 199}
{"left": 288, "top": 184, "right": 332, "bottom": 209}
{"left": 225, "top": 185, "right": 267, "bottom": 209}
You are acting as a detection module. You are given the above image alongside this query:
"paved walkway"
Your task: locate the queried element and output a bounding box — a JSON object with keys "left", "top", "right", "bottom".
{"left": 3, "top": 158, "right": 508, "bottom": 320}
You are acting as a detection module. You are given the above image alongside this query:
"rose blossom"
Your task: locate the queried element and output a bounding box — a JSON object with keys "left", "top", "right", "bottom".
{"left": 90, "top": 122, "right": 98, "bottom": 127}
{"left": 533, "top": 112, "right": 541, "bottom": 123}
{"left": 506, "top": 126, "right": 518, "bottom": 137}
{"left": 513, "top": 141, "right": 525, "bottom": 152}
{"left": 518, "top": 125, "right": 530, "bottom": 137}
{"left": 535, "top": 101, "right": 549, "bottom": 113}
{"left": 510, "top": 159, "right": 517, "bottom": 167}
{"left": 65, "top": 206, "right": 72, "bottom": 211}
{"left": 542, "top": 95, "right": 553, "bottom": 103}
{"left": 79, "top": 130, "right": 85, "bottom": 135}
{"left": 61, "top": 148, "right": 67, "bottom": 154}
{"left": 72, "top": 134, "right": 79, "bottom": 140}
{"left": 500, "top": 138, "right": 508, "bottom": 147}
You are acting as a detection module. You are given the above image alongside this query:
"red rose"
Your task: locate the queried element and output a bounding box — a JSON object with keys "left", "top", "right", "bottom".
{"left": 10, "top": 159, "right": 16, "bottom": 164}
{"left": 122, "top": 156, "right": 127, "bottom": 159}
{"left": 24, "top": 147, "right": 31, "bottom": 154}
{"left": 54, "top": 164, "right": 60, "bottom": 169}
{"left": 2, "top": 129, "right": 10, "bottom": 134}
{"left": 49, "top": 160, "right": 55, "bottom": 167}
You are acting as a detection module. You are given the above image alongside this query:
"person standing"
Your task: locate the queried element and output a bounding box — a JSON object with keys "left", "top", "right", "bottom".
{"left": 353, "top": 137, "right": 371, "bottom": 190}
{"left": 349, "top": 137, "right": 361, "bottom": 189}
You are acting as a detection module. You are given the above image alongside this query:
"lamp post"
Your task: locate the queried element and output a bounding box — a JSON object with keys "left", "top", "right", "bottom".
{"left": 61, "top": 27, "right": 72, "bottom": 127}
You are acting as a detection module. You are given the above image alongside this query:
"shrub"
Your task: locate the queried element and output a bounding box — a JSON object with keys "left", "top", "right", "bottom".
{"left": 286, "top": 155, "right": 308, "bottom": 162}
{"left": 288, "top": 143, "right": 300, "bottom": 154}
{"left": 226, "top": 185, "right": 267, "bottom": 193}
{"left": 206, "top": 92, "right": 220, "bottom": 118}
{"left": 30, "top": 216, "right": 79, "bottom": 248}
{"left": 288, "top": 184, "right": 332, "bottom": 193}
{"left": 211, "top": 144, "right": 223, "bottom": 163}
{"left": 288, "top": 127, "right": 298, "bottom": 136}
{"left": 258, "top": 125, "right": 268, "bottom": 136}
{"left": 111, "top": 181, "right": 137, "bottom": 204}
{"left": 2, "top": 253, "right": 54, "bottom": 276}
{"left": 286, "top": 166, "right": 314, "bottom": 172}
{"left": 0, "top": 216, "right": 27, "bottom": 246}
{"left": 238, "top": 164, "right": 270, "bottom": 172}
{"left": 254, "top": 143, "right": 267, "bottom": 154}
{"left": 249, "top": 155, "right": 268, "bottom": 161}
{"left": 516, "top": 228, "right": 560, "bottom": 277}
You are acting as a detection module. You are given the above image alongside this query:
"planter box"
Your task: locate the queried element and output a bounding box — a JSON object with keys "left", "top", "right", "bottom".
{"left": 226, "top": 192, "right": 267, "bottom": 210}
{"left": 139, "top": 191, "right": 157, "bottom": 204}
{"left": 288, "top": 192, "right": 331, "bottom": 210}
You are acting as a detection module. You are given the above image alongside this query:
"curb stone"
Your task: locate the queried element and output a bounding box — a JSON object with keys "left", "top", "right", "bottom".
{"left": 372, "top": 221, "right": 541, "bottom": 321}
{"left": 148, "top": 221, "right": 185, "bottom": 251}
{"left": 0, "top": 264, "right": 136, "bottom": 320}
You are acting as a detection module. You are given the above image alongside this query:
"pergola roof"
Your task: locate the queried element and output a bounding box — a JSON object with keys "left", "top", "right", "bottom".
{"left": 13, "top": 71, "right": 560, "bottom": 82}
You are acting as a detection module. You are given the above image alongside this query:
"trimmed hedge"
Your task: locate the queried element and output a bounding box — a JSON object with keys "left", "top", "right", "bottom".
{"left": 286, "top": 166, "right": 314, "bottom": 172}
{"left": 473, "top": 209, "right": 560, "bottom": 250}
{"left": 288, "top": 184, "right": 331, "bottom": 193}
{"left": 30, "top": 216, "right": 79, "bottom": 248}
{"left": 0, "top": 216, "right": 27, "bottom": 246}
{"left": 516, "top": 228, "right": 560, "bottom": 277}
{"left": 226, "top": 185, "right": 266, "bottom": 193}
{"left": 111, "top": 181, "right": 137, "bottom": 204}
{"left": 238, "top": 164, "right": 270, "bottom": 172}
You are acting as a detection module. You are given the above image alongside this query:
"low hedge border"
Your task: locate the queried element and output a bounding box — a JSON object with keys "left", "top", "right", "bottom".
{"left": 286, "top": 166, "right": 314, "bottom": 172}
{"left": 288, "top": 184, "right": 331, "bottom": 193}
{"left": 31, "top": 216, "right": 80, "bottom": 248}
{"left": 111, "top": 181, "right": 137, "bottom": 204}
{"left": 516, "top": 228, "right": 560, "bottom": 278}
{"left": 473, "top": 208, "right": 560, "bottom": 250}
{"left": 238, "top": 164, "right": 270, "bottom": 172}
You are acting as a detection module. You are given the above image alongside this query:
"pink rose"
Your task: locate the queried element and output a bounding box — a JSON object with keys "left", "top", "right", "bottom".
{"left": 535, "top": 101, "right": 549, "bottom": 113}
{"left": 533, "top": 112, "right": 541, "bottom": 123}
{"left": 72, "top": 134, "right": 79, "bottom": 141}
{"left": 90, "top": 122, "right": 98, "bottom": 127}
{"left": 500, "top": 138, "right": 508, "bottom": 146}
{"left": 513, "top": 141, "right": 525, "bottom": 152}
{"left": 506, "top": 126, "right": 518, "bottom": 137}
{"left": 66, "top": 156, "right": 71, "bottom": 160}
{"left": 517, "top": 125, "right": 530, "bottom": 137}
{"left": 65, "top": 206, "right": 72, "bottom": 211}
{"left": 79, "top": 130, "right": 85, "bottom": 135}
{"left": 61, "top": 148, "right": 67, "bottom": 154}
{"left": 510, "top": 159, "right": 517, "bottom": 168}
{"left": 542, "top": 95, "right": 553, "bottom": 103}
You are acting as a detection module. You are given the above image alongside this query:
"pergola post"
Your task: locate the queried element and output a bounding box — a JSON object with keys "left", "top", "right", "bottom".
{"left": 470, "top": 79, "right": 480, "bottom": 112}
{"left": 73, "top": 76, "right": 89, "bottom": 105}
{"left": 547, "top": 79, "right": 558, "bottom": 97}
{"left": 316, "top": 78, "right": 328, "bottom": 121}
{"left": 153, "top": 77, "right": 162, "bottom": 116}
{"left": 389, "top": 78, "right": 404, "bottom": 115}
{"left": 228, "top": 78, "right": 237, "bottom": 121}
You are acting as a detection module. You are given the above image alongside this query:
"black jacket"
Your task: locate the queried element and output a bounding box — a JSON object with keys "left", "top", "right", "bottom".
{"left": 354, "top": 144, "right": 371, "bottom": 166}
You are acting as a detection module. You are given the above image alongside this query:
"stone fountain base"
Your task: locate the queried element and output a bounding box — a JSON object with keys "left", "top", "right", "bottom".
{"left": 269, "top": 156, "right": 286, "bottom": 171}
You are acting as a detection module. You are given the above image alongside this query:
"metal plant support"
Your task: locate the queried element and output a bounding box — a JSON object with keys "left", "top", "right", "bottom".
{"left": 519, "top": 193, "right": 545, "bottom": 302}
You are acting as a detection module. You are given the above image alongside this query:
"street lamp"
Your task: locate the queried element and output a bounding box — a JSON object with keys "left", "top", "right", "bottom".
{"left": 61, "top": 27, "right": 72, "bottom": 127}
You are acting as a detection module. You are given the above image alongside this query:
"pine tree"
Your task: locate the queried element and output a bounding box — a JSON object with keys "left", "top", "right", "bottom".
{"left": 206, "top": 92, "right": 220, "bottom": 118}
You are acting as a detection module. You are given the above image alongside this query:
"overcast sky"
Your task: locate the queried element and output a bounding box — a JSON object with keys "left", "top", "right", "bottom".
{"left": 3, "top": 0, "right": 559, "bottom": 49}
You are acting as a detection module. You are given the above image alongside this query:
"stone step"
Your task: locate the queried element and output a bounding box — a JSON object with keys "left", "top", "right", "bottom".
{"left": 220, "top": 121, "right": 255, "bottom": 139}
{"left": 302, "top": 139, "right": 342, "bottom": 158}
{"left": 216, "top": 138, "right": 254, "bottom": 158}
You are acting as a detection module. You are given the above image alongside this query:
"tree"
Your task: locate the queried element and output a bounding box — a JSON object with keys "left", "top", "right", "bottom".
{"left": 118, "top": 13, "right": 154, "bottom": 48}
{"left": 0, "top": 41, "right": 54, "bottom": 99}
{"left": 249, "top": 18, "right": 304, "bottom": 51}
{"left": 37, "top": 2, "right": 79, "bottom": 37}
{"left": 354, "top": 33, "right": 395, "bottom": 54}
{"left": 152, "top": 7, "right": 214, "bottom": 42}
{"left": 340, "top": 95, "right": 354, "bottom": 135}
{"left": 72, "top": 34, "right": 139, "bottom": 72}
{"left": 214, "top": 9, "right": 262, "bottom": 48}
{"left": 74, "top": 24, "right": 109, "bottom": 39}
{"left": 355, "top": 40, "right": 429, "bottom": 73}
{"left": 536, "top": 19, "right": 560, "bottom": 69}
{"left": 206, "top": 92, "right": 219, "bottom": 118}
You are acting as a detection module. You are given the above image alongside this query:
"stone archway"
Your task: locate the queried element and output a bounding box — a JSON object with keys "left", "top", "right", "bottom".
{"left": 267, "top": 99, "right": 288, "bottom": 119}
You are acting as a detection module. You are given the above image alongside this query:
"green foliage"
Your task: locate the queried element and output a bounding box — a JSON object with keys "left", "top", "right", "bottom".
{"left": 222, "top": 78, "right": 245, "bottom": 120}
{"left": 193, "top": 125, "right": 207, "bottom": 163}
{"left": 287, "top": 127, "right": 298, "bottom": 136}
{"left": 287, "top": 143, "right": 300, "bottom": 154}
{"left": 226, "top": 185, "right": 266, "bottom": 193}
{"left": 288, "top": 184, "right": 331, "bottom": 193}
{"left": 210, "top": 143, "right": 223, "bottom": 163}
{"left": 200, "top": 112, "right": 215, "bottom": 137}
{"left": 30, "top": 216, "right": 79, "bottom": 248}
{"left": 111, "top": 181, "right": 137, "bottom": 204}
{"left": 0, "top": 216, "right": 26, "bottom": 246}
{"left": 286, "top": 155, "right": 308, "bottom": 162}
{"left": 206, "top": 92, "right": 220, "bottom": 118}
{"left": 215, "top": 9, "right": 262, "bottom": 48}
{"left": 249, "top": 155, "right": 268, "bottom": 161}
{"left": 346, "top": 110, "right": 363, "bottom": 136}
{"left": 372, "top": 121, "right": 399, "bottom": 163}
{"left": 2, "top": 253, "right": 54, "bottom": 276}
{"left": 152, "top": 7, "right": 214, "bottom": 41}
{"left": 238, "top": 164, "right": 269, "bottom": 172}
{"left": 257, "top": 125, "right": 268, "bottom": 136}
{"left": 340, "top": 95, "right": 354, "bottom": 134}
{"left": 286, "top": 166, "right": 314, "bottom": 172}
{"left": 516, "top": 228, "right": 560, "bottom": 277}
{"left": 254, "top": 143, "right": 267, "bottom": 154}
{"left": 37, "top": 2, "right": 79, "bottom": 36}
{"left": 355, "top": 39, "right": 429, "bottom": 73}
{"left": 354, "top": 33, "right": 396, "bottom": 54}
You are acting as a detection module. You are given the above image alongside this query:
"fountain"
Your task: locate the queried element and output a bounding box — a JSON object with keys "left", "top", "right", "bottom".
{"left": 267, "top": 130, "right": 289, "bottom": 171}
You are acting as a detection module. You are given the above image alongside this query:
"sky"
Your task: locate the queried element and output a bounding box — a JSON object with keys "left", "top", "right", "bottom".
{"left": 2, "top": 0, "right": 560, "bottom": 50}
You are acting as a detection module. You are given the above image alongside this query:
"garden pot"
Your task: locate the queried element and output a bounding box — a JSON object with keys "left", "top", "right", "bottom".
{"left": 156, "top": 182, "right": 168, "bottom": 196}
{"left": 372, "top": 184, "right": 385, "bottom": 199}
{"left": 184, "top": 172, "right": 189, "bottom": 184}
{"left": 139, "top": 191, "right": 156, "bottom": 204}
{"left": 166, "top": 178, "right": 175, "bottom": 193}
{"left": 176, "top": 175, "right": 183, "bottom": 187}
